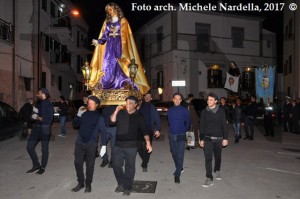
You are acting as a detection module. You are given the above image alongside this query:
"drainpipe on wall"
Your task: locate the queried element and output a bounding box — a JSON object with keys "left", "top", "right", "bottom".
{"left": 12, "top": 0, "right": 16, "bottom": 108}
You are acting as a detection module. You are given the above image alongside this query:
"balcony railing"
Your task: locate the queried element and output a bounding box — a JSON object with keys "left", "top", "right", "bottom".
{"left": 0, "top": 19, "right": 14, "bottom": 43}
{"left": 50, "top": 51, "right": 71, "bottom": 64}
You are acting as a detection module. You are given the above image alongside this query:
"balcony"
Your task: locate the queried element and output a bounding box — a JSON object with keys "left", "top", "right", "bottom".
{"left": 0, "top": 19, "right": 14, "bottom": 43}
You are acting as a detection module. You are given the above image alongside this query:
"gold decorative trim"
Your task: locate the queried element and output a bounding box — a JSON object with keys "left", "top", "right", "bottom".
{"left": 92, "top": 89, "right": 143, "bottom": 105}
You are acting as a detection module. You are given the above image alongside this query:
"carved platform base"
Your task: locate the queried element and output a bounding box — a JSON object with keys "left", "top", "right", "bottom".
{"left": 92, "top": 89, "right": 143, "bottom": 105}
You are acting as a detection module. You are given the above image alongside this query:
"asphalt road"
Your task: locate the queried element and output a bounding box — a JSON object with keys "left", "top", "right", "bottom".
{"left": 0, "top": 118, "right": 299, "bottom": 199}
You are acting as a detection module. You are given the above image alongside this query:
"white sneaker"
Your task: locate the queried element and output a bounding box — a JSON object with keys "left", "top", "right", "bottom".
{"left": 202, "top": 178, "right": 214, "bottom": 187}
{"left": 215, "top": 171, "right": 222, "bottom": 180}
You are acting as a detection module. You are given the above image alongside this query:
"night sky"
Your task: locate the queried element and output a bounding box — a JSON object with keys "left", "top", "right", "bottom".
{"left": 70, "top": 0, "right": 283, "bottom": 67}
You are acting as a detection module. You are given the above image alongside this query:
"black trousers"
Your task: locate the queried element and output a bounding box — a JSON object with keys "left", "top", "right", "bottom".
{"left": 112, "top": 146, "right": 137, "bottom": 190}
{"left": 137, "top": 132, "right": 153, "bottom": 168}
{"left": 203, "top": 137, "right": 223, "bottom": 180}
{"left": 264, "top": 115, "right": 274, "bottom": 136}
{"left": 74, "top": 142, "right": 97, "bottom": 186}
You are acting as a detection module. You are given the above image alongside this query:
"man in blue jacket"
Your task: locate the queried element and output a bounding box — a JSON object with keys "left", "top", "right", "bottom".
{"left": 167, "top": 93, "right": 190, "bottom": 184}
{"left": 138, "top": 92, "right": 161, "bottom": 172}
{"left": 71, "top": 96, "right": 107, "bottom": 193}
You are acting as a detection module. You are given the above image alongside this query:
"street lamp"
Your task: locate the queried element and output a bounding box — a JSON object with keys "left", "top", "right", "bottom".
{"left": 81, "top": 60, "right": 92, "bottom": 90}
{"left": 128, "top": 59, "right": 138, "bottom": 89}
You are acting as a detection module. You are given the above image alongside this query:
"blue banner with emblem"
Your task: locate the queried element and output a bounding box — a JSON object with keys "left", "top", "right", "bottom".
{"left": 255, "top": 66, "right": 275, "bottom": 104}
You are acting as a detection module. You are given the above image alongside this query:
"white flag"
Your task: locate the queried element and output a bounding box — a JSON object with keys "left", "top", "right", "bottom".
{"left": 224, "top": 72, "right": 239, "bottom": 92}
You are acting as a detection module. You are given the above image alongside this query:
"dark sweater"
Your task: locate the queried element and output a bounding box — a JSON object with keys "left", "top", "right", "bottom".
{"left": 110, "top": 110, "right": 148, "bottom": 148}
{"left": 139, "top": 102, "right": 161, "bottom": 133}
{"left": 58, "top": 102, "right": 68, "bottom": 117}
{"left": 35, "top": 99, "right": 54, "bottom": 125}
{"left": 200, "top": 106, "right": 228, "bottom": 140}
{"left": 167, "top": 105, "right": 190, "bottom": 135}
{"left": 73, "top": 110, "right": 106, "bottom": 144}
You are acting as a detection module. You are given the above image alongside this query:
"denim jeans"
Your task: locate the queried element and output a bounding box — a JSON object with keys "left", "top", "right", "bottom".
{"left": 102, "top": 126, "right": 116, "bottom": 162}
{"left": 232, "top": 123, "right": 241, "bottom": 139}
{"left": 168, "top": 134, "right": 185, "bottom": 177}
{"left": 59, "top": 116, "right": 67, "bottom": 135}
{"left": 26, "top": 124, "right": 51, "bottom": 168}
{"left": 112, "top": 146, "right": 137, "bottom": 190}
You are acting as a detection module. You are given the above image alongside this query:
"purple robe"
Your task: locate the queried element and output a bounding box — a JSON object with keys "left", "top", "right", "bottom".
{"left": 98, "top": 21, "right": 137, "bottom": 90}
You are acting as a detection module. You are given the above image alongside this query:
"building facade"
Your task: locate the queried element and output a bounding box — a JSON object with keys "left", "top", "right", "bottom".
{"left": 136, "top": 11, "right": 277, "bottom": 100}
{"left": 0, "top": 0, "right": 91, "bottom": 109}
{"left": 283, "top": 0, "right": 300, "bottom": 99}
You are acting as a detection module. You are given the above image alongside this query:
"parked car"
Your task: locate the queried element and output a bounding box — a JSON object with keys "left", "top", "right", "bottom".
{"left": 153, "top": 101, "right": 173, "bottom": 117}
{"left": 0, "top": 101, "right": 24, "bottom": 140}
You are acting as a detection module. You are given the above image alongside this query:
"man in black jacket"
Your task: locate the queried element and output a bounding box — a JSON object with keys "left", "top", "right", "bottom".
{"left": 199, "top": 92, "right": 228, "bottom": 187}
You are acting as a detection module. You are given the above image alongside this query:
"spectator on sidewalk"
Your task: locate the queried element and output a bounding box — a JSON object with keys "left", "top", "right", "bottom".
{"left": 19, "top": 98, "right": 34, "bottom": 138}
{"left": 230, "top": 98, "right": 245, "bottom": 143}
{"left": 138, "top": 92, "right": 161, "bottom": 172}
{"left": 199, "top": 92, "right": 228, "bottom": 187}
{"left": 110, "top": 96, "right": 152, "bottom": 196}
{"left": 26, "top": 88, "right": 54, "bottom": 175}
{"left": 57, "top": 96, "right": 68, "bottom": 137}
{"left": 167, "top": 93, "right": 190, "bottom": 184}
{"left": 244, "top": 95, "right": 257, "bottom": 140}
{"left": 71, "top": 96, "right": 107, "bottom": 193}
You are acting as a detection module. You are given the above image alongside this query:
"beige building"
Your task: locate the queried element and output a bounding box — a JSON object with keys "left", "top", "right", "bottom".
{"left": 136, "top": 10, "right": 277, "bottom": 100}
{"left": 283, "top": 0, "right": 300, "bottom": 99}
{"left": 0, "top": 0, "right": 91, "bottom": 109}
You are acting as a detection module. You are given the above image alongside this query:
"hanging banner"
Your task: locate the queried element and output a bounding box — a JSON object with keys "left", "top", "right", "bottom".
{"left": 224, "top": 72, "right": 239, "bottom": 92}
{"left": 255, "top": 66, "right": 275, "bottom": 103}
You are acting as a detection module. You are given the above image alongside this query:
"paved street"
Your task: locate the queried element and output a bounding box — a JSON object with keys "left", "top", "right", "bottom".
{"left": 0, "top": 118, "right": 299, "bottom": 199}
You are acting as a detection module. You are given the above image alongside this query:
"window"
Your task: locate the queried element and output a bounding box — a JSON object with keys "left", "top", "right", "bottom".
{"left": 140, "top": 37, "right": 145, "bottom": 61}
{"left": 196, "top": 23, "right": 210, "bottom": 51}
{"left": 207, "top": 65, "right": 223, "bottom": 88}
{"left": 51, "top": 74, "right": 54, "bottom": 86}
{"left": 288, "top": 18, "right": 293, "bottom": 38}
{"left": 232, "top": 27, "right": 244, "bottom": 48}
{"left": 58, "top": 76, "right": 62, "bottom": 91}
{"left": 289, "top": 55, "right": 292, "bottom": 73}
{"left": 266, "top": 40, "right": 271, "bottom": 48}
{"left": 157, "top": 71, "right": 164, "bottom": 88}
{"left": 24, "top": 78, "right": 31, "bottom": 91}
{"left": 50, "top": 2, "right": 56, "bottom": 18}
{"left": 156, "top": 27, "right": 163, "bottom": 53}
{"left": 42, "top": 72, "right": 46, "bottom": 88}
{"left": 77, "top": 30, "right": 80, "bottom": 47}
{"left": 42, "top": 0, "right": 47, "bottom": 12}
{"left": 77, "top": 55, "right": 83, "bottom": 73}
{"left": 242, "top": 70, "right": 255, "bottom": 89}
{"left": 284, "top": 60, "right": 288, "bottom": 76}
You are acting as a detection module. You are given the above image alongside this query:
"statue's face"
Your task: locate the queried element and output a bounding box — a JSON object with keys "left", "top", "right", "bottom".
{"left": 107, "top": 6, "right": 117, "bottom": 17}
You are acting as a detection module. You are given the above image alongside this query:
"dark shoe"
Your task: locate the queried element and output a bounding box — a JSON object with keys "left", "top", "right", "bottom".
{"left": 100, "top": 160, "right": 109, "bottom": 168}
{"left": 249, "top": 137, "right": 254, "bottom": 140}
{"left": 123, "top": 189, "right": 131, "bottom": 196}
{"left": 26, "top": 166, "right": 40, "bottom": 174}
{"left": 243, "top": 137, "right": 249, "bottom": 140}
{"left": 142, "top": 167, "right": 148, "bottom": 172}
{"left": 115, "top": 185, "right": 124, "bottom": 193}
{"left": 71, "top": 183, "right": 84, "bottom": 192}
{"left": 36, "top": 167, "right": 45, "bottom": 175}
{"left": 84, "top": 185, "right": 91, "bottom": 193}
{"left": 185, "top": 147, "right": 191, "bottom": 150}
{"left": 234, "top": 139, "right": 239, "bottom": 143}
{"left": 175, "top": 176, "right": 180, "bottom": 183}
{"left": 108, "top": 162, "right": 113, "bottom": 168}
